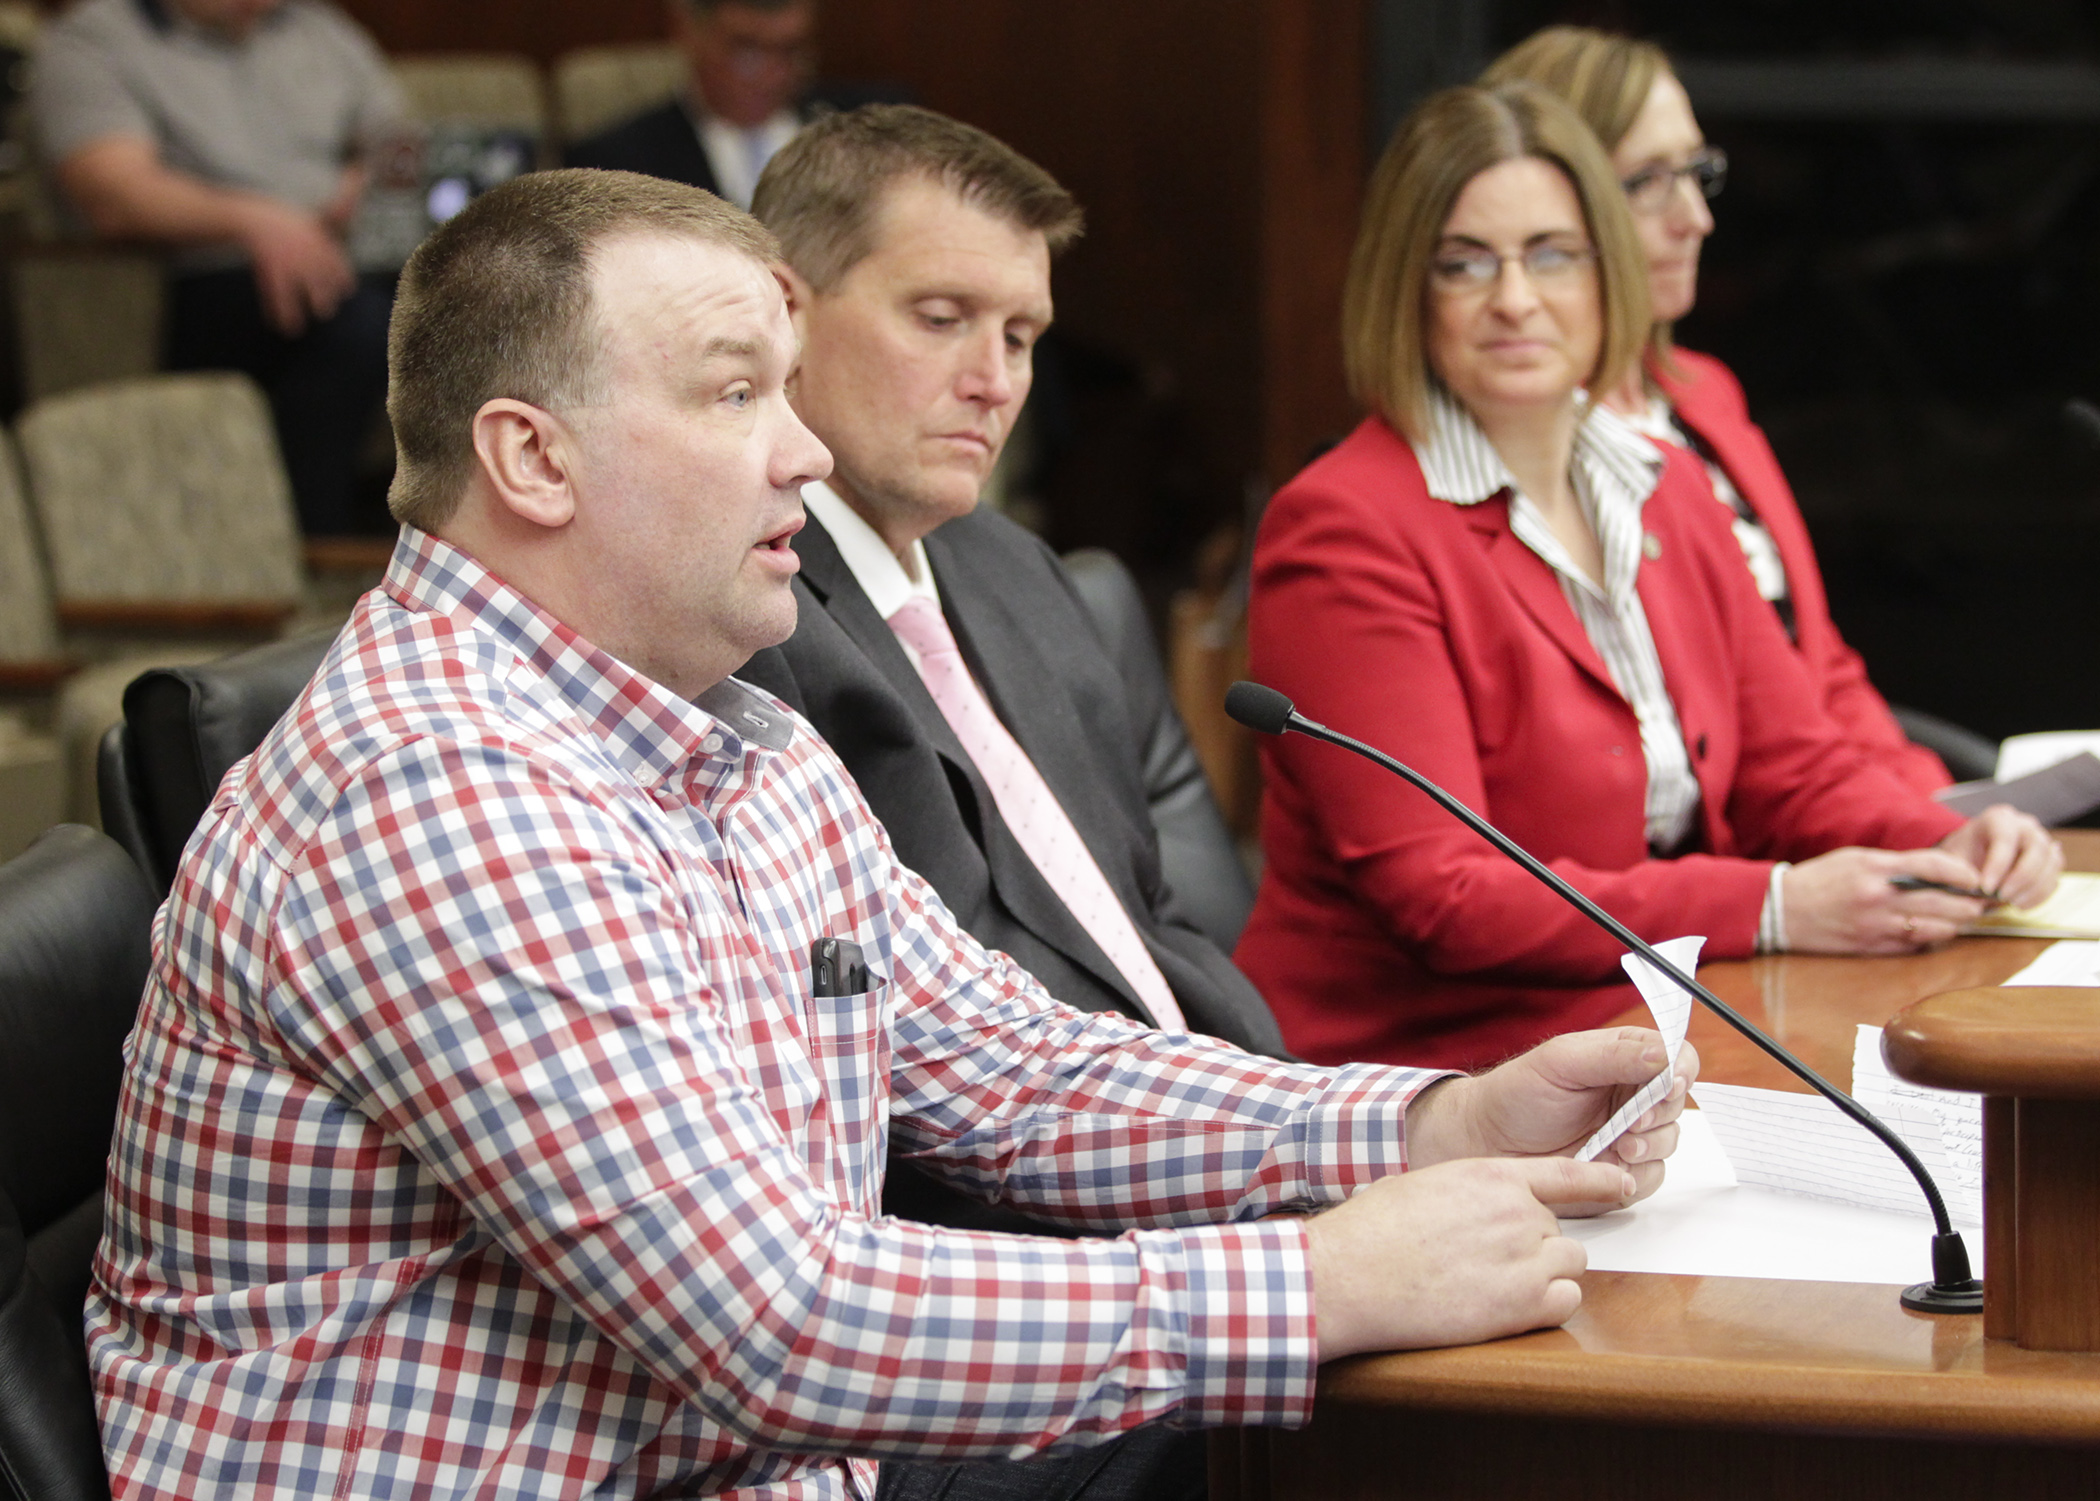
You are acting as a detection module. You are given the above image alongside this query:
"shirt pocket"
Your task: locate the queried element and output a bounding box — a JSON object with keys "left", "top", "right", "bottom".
{"left": 798, "top": 976, "right": 894, "bottom": 1204}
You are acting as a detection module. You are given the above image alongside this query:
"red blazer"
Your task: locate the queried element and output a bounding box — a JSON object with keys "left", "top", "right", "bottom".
{"left": 1655, "top": 348, "right": 1951, "bottom": 794}
{"left": 1236, "top": 416, "right": 1964, "bottom": 1072}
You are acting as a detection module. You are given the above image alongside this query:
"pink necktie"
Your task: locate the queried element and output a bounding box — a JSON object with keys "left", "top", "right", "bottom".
{"left": 887, "top": 596, "right": 1187, "bottom": 1033}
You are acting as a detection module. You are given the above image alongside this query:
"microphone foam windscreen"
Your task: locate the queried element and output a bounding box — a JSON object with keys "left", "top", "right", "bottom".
{"left": 1224, "top": 681, "right": 1295, "bottom": 736}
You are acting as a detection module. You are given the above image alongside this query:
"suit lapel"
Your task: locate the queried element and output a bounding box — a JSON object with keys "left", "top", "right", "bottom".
{"left": 924, "top": 524, "right": 1147, "bottom": 1011}
{"left": 792, "top": 517, "right": 982, "bottom": 771}
{"left": 1464, "top": 500, "right": 1620, "bottom": 698}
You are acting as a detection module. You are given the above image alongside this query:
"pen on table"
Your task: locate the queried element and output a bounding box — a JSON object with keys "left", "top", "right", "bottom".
{"left": 1888, "top": 875, "right": 2000, "bottom": 903}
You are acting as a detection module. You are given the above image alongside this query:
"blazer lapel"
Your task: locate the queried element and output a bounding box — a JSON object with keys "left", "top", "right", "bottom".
{"left": 1464, "top": 499, "right": 1621, "bottom": 698}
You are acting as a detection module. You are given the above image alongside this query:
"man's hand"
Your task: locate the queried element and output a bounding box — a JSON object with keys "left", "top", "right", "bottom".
{"left": 233, "top": 196, "right": 357, "bottom": 337}
{"left": 1304, "top": 1155, "right": 1630, "bottom": 1359}
{"left": 1407, "top": 1027, "right": 1698, "bottom": 1211}
{"left": 55, "top": 135, "right": 357, "bottom": 338}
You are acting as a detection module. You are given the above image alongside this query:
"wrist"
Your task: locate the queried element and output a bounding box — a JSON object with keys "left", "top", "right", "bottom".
{"left": 1402, "top": 1073, "right": 1478, "bottom": 1168}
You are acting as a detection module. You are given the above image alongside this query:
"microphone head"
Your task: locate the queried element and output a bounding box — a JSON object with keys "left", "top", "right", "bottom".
{"left": 1225, "top": 681, "right": 1296, "bottom": 736}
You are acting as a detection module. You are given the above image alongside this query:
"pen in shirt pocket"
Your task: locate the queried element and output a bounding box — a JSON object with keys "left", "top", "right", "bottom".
{"left": 1888, "top": 875, "right": 2000, "bottom": 903}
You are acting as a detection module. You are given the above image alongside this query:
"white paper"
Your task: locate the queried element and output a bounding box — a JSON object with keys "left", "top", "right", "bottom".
{"left": 2003, "top": 939, "right": 2100, "bottom": 986}
{"left": 1851, "top": 1024, "right": 1982, "bottom": 1225}
{"left": 1997, "top": 729, "right": 2100, "bottom": 781}
{"left": 1690, "top": 1081, "right": 1974, "bottom": 1226}
{"left": 1563, "top": 1111, "right": 1981, "bottom": 1285}
{"left": 1573, "top": 935, "right": 1702, "bottom": 1163}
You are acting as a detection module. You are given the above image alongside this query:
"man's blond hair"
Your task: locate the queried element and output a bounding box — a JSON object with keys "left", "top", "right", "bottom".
{"left": 386, "top": 168, "right": 779, "bottom": 530}
{"left": 751, "top": 104, "right": 1082, "bottom": 290}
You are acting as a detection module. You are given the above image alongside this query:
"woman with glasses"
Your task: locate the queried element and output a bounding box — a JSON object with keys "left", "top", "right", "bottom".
{"left": 1236, "top": 83, "right": 2057, "bottom": 1071}
{"left": 1484, "top": 27, "right": 1951, "bottom": 795}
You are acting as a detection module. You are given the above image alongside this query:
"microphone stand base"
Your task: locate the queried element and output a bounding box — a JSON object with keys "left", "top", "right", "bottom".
{"left": 1901, "top": 1278, "right": 1984, "bottom": 1315}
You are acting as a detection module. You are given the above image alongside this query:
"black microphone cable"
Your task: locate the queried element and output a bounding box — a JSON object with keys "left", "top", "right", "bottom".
{"left": 1226, "top": 679, "right": 1982, "bottom": 1315}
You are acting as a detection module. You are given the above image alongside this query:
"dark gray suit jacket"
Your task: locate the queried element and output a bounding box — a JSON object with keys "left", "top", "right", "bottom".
{"left": 738, "top": 507, "right": 1283, "bottom": 1059}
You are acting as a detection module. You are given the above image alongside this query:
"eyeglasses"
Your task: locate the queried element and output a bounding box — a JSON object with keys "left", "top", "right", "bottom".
{"left": 1429, "top": 238, "right": 1598, "bottom": 293}
{"left": 1620, "top": 147, "right": 1727, "bottom": 215}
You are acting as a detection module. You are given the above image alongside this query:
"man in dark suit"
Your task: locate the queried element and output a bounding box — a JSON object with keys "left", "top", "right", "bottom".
{"left": 565, "top": 0, "right": 818, "bottom": 209}
{"left": 738, "top": 105, "right": 1283, "bottom": 1065}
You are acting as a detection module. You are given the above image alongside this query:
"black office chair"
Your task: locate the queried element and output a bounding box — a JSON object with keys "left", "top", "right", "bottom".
{"left": 1060, "top": 548, "right": 1255, "bottom": 952}
{"left": 98, "top": 630, "right": 338, "bottom": 895}
{"left": 1890, "top": 704, "right": 2000, "bottom": 785}
{"left": 0, "top": 825, "right": 157, "bottom": 1501}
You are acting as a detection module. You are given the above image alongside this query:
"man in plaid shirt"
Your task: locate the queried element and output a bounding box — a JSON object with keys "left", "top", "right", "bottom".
{"left": 88, "top": 169, "right": 1693, "bottom": 1501}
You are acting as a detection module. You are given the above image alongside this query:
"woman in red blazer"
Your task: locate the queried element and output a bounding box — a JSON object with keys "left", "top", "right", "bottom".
{"left": 1486, "top": 28, "right": 1951, "bottom": 795}
{"left": 1237, "top": 83, "right": 2057, "bottom": 1072}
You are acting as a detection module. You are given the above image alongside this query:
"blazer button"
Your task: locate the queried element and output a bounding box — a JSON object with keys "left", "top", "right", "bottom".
{"left": 1609, "top": 745, "right": 1625, "bottom": 756}
{"left": 1642, "top": 532, "right": 1662, "bottom": 560}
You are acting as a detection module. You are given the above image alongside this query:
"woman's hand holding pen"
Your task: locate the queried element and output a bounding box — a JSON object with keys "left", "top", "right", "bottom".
{"left": 1781, "top": 806, "right": 2060, "bottom": 955}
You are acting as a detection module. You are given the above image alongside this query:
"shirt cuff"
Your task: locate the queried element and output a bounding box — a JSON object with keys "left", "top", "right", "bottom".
{"left": 1757, "top": 863, "right": 1791, "bottom": 953}
{"left": 1254, "top": 1062, "right": 1456, "bottom": 1210}
{"left": 1174, "top": 1217, "right": 1318, "bottom": 1430}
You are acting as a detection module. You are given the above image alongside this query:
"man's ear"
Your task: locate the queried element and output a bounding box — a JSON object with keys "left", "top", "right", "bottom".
{"left": 775, "top": 263, "right": 815, "bottom": 334}
{"left": 471, "top": 399, "right": 577, "bottom": 530}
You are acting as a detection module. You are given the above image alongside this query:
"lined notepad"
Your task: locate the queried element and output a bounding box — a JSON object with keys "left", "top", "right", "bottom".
{"left": 1691, "top": 1080, "right": 1977, "bottom": 1227}
{"left": 1966, "top": 871, "right": 2100, "bottom": 940}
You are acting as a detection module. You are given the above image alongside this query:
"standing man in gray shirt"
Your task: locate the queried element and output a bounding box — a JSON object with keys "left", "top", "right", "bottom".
{"left": 32, "top": 0, "right": 406, "bottom": 535}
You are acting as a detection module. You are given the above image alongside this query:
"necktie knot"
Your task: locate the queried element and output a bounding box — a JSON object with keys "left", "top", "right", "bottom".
{"left": 887, "top": 597, "right": 959, "bottom": 663}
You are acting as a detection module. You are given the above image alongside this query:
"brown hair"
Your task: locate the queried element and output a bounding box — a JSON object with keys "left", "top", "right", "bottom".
{"left": 751, "top": 103, "right": 1084, "bottom": 291}
{"left": 1340, "top": 82, "right": 1650, "bottom": 441}
{"left": 386, "top": 167, "right": 779, "bottom": 530}
{"left": 1481, "top": 26, "right": 1669, "bottom": 154}
{"left": 1484, "top": 26, "right": 1683, "bottom": 363}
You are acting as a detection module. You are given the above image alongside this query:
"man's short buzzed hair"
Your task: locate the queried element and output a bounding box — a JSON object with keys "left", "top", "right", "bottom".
{"left": 386, "top": 168, "right": 779, "bottom": 531}
{"left": 751, "top": 104, "right": 1084, "bottom": 291}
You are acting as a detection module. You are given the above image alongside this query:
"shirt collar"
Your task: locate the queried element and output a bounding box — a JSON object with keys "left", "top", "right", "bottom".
{"left": 383, "top": 527, "right": 788, "bottom": 786}
{"left": 800, "top": 480, "right": 941, "bottom": 620}
{"left": 1415, "top": 385, "right": 1665, "bottom": 511}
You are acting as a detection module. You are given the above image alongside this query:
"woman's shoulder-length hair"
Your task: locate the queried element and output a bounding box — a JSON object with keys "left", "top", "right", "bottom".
{"left": 1341, "top": 81, "right": 1651, "bottom": 443}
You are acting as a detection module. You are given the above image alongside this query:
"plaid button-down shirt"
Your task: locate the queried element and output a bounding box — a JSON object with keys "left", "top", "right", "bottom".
{"left": 89, "top": 530, "right": 1442, "bottom": 1500}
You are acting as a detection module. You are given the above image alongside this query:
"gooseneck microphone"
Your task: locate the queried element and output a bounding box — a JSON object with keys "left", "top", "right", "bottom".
{"left": 1224, "top": 680, "right": 1983, "bottom": 1315}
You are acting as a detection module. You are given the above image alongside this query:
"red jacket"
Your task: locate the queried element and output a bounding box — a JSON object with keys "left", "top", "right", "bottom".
{"left": 1655, "top": 348, "right": 1951, "bottom": 794}
{"left": 1236, "top": 415, "right": 1963, "bottom": 1072}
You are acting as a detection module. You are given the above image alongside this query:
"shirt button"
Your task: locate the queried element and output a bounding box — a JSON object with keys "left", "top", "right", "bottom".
{"left": 701, "top": 734, "right": 722, "bottom": 754}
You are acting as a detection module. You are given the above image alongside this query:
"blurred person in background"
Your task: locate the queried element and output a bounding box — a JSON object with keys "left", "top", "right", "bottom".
{"left": 33, "top": 0, "right": 405, "bottom": 536}
{"left": 567, "top": 0, "right": 855, "bottom": 210}
{"left": 1237, "top": 82, "right": 2058, "bottom": 1072}
{"left": 1483, "top": 27, "right": 1954, "bottom": 795}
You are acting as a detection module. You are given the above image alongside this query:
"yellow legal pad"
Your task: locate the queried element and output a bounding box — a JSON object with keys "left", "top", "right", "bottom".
{"left": 1967, "top": 871, "right": 2100, "bottom": 939}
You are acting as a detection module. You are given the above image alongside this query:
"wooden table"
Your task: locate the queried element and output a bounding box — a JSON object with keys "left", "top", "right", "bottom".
{"left": 1214, "top": 832, "right": 2100, "bottom": 1500}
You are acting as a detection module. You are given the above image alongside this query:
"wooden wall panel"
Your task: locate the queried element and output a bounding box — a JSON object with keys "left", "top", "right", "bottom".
{"left": 817, "top": 1, "right": 1266, "bottom": 557}
{"left": 327, "top": 0, "right": 1369, "bottom": 561}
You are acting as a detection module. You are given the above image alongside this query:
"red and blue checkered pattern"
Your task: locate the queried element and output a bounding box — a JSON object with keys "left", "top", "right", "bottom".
{"left": 88, "top": 529, "right": 1443, "bottom": 1500}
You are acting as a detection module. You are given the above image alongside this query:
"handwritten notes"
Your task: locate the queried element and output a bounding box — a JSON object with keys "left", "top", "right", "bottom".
{"left": 1574, "top": 935, "right": 1701, "bottom": 1163}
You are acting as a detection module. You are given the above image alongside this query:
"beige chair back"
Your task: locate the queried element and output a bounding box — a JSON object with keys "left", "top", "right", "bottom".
{"left": 16, "top": 373, "right": 303, "bottom": 608}
{"left": 553, "top": 43, "right": 684, "bottom": 143}
{"left": 0, "top": 426, "right": 57, "bottom": 662}
{"left": 391, "top": 52, "right": 548, "bottom": 134}
{"left": 11, "top": 251, "right": 164, "bottom": 403}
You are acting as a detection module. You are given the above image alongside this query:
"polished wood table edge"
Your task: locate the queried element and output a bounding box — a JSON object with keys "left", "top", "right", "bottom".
{"left": 1312, "top": 1270, "right": 2100, "bottom": 1446}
